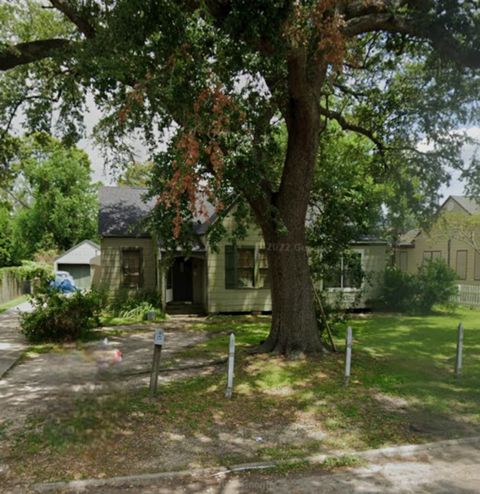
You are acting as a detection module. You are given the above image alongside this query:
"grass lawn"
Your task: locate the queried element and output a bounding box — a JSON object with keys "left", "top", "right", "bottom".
{"left": 342, "top": 306, "right": 480, "bottom": 421}
{"left": 4, "top": 308, "right": 480, "bottom": 483}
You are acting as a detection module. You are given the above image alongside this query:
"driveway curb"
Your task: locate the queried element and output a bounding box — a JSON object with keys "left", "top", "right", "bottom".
{"left": 32, "top": 435, "right": 480, "bottom": 492}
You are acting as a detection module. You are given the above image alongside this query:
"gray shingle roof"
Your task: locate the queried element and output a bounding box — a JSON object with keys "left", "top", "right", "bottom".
{"left": 99, "top": 186, "right": 155, "bottom": 237}
{"left": 98, "top": 186, "right": 217, "bottom": 238}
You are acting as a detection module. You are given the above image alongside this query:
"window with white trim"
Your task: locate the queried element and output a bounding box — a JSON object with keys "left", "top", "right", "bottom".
{"left": 324, "top": 252, "right": 363, "bottom": 289}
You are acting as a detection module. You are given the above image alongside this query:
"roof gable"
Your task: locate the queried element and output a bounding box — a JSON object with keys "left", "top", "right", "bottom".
{"left": 440, "top": 195, "right": 480, "bottom": 215}
{"left": 55, "top": 240, "right": 101, "bottom": 264}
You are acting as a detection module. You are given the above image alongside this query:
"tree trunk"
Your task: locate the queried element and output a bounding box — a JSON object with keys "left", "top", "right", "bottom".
{"left": 249, "top": 99, "right": 324, "bottom": 356}
{"left": 245, "top": 49, "right": 326, "bottom": 356}
{"left": 259, "top": 228, "right": 324, "bottom": 355}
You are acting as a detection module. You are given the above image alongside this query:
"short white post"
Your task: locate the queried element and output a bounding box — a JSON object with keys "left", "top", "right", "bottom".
{"left": 344, "top": 326, "right": 353, "bottom": 386}
{"left": 150, "top": 329, "right": 164, "bottom": 396}
{"left": 455, "top": 322, "right": 464, "bottom": 378}
{"left": 225, "top": 333, "right": 235, "bottom": 399}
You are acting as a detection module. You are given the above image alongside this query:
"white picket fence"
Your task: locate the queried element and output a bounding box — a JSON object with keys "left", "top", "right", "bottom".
{"left": 456, "top": 284, "right": 480, "bottom": 307}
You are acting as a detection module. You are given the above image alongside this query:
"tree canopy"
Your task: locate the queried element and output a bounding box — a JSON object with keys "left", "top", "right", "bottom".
{"left": 1, "top": 1, "right": 480, "bottom": 354}
{"left": 0, "top": 133, "right": 98, "bottom": 264}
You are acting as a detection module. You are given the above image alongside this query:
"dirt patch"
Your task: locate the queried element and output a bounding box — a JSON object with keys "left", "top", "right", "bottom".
{"left": 0, "top": 318, "right": 212, "bottom": 429}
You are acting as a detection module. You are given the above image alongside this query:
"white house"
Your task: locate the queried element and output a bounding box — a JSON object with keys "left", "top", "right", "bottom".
{"left": 54, "top": 240, "right": 101, "bottom": 289}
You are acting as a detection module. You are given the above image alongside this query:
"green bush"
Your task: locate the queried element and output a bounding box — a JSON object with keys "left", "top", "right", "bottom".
{"left": 379, "top": 266, "right": 418, "bottom": 312}
{"left": 21, "top": 289, "right": 102, "bottom": 343}
{"left": 106, "top": 289, "right": 161, "bottom": 318}
{"left": 416, "top": 259, "right": 458, "bottom": 313}
{"left": 379, "top": 259, "right": 458, "bottom": 314}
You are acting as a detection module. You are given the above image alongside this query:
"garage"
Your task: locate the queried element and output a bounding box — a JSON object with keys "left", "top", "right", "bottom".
{"left": 54, "top": 240, "right": 101, "bottom": 290}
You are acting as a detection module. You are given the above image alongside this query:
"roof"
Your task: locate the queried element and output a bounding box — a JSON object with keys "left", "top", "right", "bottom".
{"left": 351, "top": 236, "right": 388, "bottom": 246}
{"left": 99, "top": 186, "right": 216, "bottom": 238}
{"left": 99, "top": 186, "right": 156, "bottom": 237}
{"left": 396, "top": 228, "right": 421, "bottom": 247}
{"left": 444, "top": 195, "right": 480, "bottom": 215}
{"left": 54, "top": 240, "right": 101, "bottom": 265}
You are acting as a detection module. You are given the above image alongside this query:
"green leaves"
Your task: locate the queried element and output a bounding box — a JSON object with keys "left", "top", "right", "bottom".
{"left": 0, "top": 133, "right": 98, "bottom": 264}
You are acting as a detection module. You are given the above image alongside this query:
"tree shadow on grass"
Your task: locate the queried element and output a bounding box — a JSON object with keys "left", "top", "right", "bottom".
{"left": 3, "top": 312, "right": 480, "bottom": 486}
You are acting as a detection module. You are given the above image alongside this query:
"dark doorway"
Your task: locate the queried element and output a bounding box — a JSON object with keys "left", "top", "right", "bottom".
{"left": 172, "top": 257, "right": 193, "bottom": 301}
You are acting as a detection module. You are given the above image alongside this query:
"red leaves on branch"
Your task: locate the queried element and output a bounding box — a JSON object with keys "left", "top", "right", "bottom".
{"left": 283, "top": 0, "right": 346, "bottom": 72}
{"left": 159, "top": 84, "right": 237, "bottom": 238}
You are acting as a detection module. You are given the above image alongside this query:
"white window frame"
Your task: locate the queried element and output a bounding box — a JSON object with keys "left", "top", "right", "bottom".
{"left": 324, "top": 250, "right": 364, "bottom": 292}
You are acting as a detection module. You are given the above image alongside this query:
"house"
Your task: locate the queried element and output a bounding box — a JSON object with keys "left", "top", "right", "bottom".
{"left": 395, "top": 195, "right": 480, "bottom": 285}
{"left": 322, "top": 237, "right": 389, "bottom": 308}
{"left": 54, "top": 240, "right": 101, "bottom": 289}
{"left": 97, "top": 186, "right": 270, "bottom": 313}
{"left": 97, "top": 186, "right": 388, "bottom": 313}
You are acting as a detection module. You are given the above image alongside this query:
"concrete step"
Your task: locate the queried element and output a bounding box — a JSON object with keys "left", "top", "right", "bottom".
{"left": 166, "top": 302, "right": 205, "bottom": 315}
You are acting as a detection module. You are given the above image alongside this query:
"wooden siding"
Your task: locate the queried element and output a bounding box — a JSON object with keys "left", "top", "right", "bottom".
{"left": 396, "top": 198, "right": 480, "bottom": 285}
{"left": 100, "top": 237, "right": 157, "bottom": 293}
{"left": 207, "top": 216, "right": 271, "bottom": 313}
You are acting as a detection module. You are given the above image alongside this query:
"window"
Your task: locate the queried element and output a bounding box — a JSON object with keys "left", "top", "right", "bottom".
{"left": 423, "top": 250, "right": 442, "bottom": 263}
{"left": 399, "top": 251, "right": 408, "bottom": 272}
{"left": 225, "top": 246, "right": 269, "bottom": 289}
{"left": 237, "top": 248, "right": 255, "bottom": 287}
{"left": 475, "top": 251, "right": 480, "bottom": 281}
{"left": 257, "top": 249, "right": 270, "bottom": 289}
{"left": 324, "top": 252, "right": 363, "bottom": 290}
{"left": 122, "top": 248, "right": 143, "bottom": 288}
{"left": 456, "top": 250, "right": 468, "bottom": 280}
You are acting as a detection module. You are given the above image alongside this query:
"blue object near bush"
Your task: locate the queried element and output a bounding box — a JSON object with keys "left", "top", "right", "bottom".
{"left": 50, "top": 271, "right": 78, "bottom": 293}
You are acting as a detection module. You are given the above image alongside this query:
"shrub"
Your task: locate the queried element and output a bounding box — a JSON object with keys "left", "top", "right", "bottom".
{"left": 415, "top": 259, "right": 458, "bottom": 313}
{"left": 379, "top": 266, "right": 418, "bottom": 312}
{"left": 379, "top": 259, "right": 458, "bottom": 314}
{"left": 21, "top": 289, "right": 102, "bottom": 343}
{"left": 106, "top": 289, "right": 160, "bottom": 316}
{"left": 104, "top": 289, "right": 163, "bottom": 321}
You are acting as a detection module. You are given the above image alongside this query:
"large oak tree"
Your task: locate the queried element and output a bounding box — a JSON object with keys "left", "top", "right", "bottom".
{"left": 1, "top": 1, "right": 479, "bottom": 355}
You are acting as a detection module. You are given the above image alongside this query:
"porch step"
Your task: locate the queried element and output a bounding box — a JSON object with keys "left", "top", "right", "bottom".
{"left": 166, "top": 302, "right": 205, "bottom": 315}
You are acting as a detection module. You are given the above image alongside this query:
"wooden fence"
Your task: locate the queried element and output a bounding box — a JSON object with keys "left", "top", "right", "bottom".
{"left": 456, "top": 284, "right": 480, "bottom": 307}
{"left": 0, "top": 271, "right": 30, "bottom": 305}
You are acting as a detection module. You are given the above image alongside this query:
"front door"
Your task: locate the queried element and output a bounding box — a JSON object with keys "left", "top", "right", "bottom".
{"left": 172, "top": 257, "right": 193, "bottom": 301}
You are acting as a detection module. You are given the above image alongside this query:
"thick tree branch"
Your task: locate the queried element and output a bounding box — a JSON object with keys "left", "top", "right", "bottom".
{"left": 343, "top": 12, "right": 480, "bottom": 70}
{"left": 0, "top": 39, "right": 70, "bottom": 71}
{"left": 318, "top": 106, "right": 384, "bottom": 153}
{"left": 49, "top": 0, "right": 95, "bottom": 39}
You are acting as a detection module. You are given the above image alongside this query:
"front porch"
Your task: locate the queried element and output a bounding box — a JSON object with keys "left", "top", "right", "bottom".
{"left": 163, "top": 254, "right": 207, "bottom": 315}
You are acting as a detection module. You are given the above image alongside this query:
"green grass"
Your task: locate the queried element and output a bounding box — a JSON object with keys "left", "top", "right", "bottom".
{"left": 0, "top": 295, "right": 27, "bottom": 314}
{"left": 336, "top": 306, "right": 480, "bottom": 417}
{"left": 6, "top": 309, "right": 480, "bottom": 482}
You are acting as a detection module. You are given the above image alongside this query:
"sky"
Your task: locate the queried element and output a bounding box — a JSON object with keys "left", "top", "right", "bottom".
{"left": 78, "top": 96, "right": 478, "bottom": 200}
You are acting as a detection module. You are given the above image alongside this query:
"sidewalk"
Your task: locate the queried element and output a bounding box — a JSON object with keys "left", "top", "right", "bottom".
{"left": 0, "top": 307, "right": 28, "bottom": 379}
{"left": 31, "top": 436, "right": 480, "bottom": 493}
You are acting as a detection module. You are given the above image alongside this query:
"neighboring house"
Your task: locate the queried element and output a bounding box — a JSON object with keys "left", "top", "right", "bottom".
{"left": 395, "top": 195, "right": 480, "bottom": 285}
{"left": 54, "top": 240, "right": 101, "bottom": 289}
{"left": 98, "top": 186, "right": 388, "bottom": 313}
